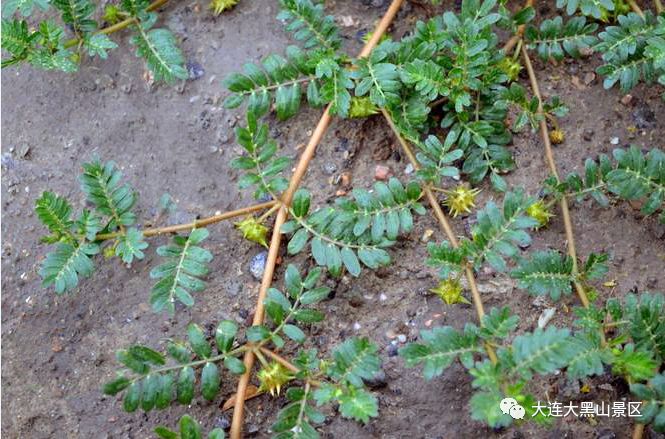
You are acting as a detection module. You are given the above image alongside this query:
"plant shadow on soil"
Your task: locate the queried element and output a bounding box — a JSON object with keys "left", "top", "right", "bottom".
{"left": 1, "top": 1, "right": 664, "bottom": 438}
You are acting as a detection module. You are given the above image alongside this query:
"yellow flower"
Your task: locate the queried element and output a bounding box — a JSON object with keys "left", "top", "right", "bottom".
{"left": 349, "top": 97, "right": 379, "bottom": 118}
{"left": 235, "top": 216, "right": 269, "bottom": 248}
{"left": 599, "top": 1, "right": 630, "bottom": 22}
{"left": 430, "top": 279, "right": 470, "bottom": 305}
{"left": 444, "top": 186, "right": 481, "bottom": 218}
{"left": 103, "top": 5, "right": 121, "bottom": 24}
{"left": 549, "top": 129, "right": 565, "bottom": 145}
{"left": 257, "top": 362, "right": 293, "bottom": 396}
{"left": 526, "top": 200, "right": 553, "bottom": 229}
{"left": 210, "top": 0, "right": 239, "bottom": 16}
{"left": 498, "top": 57, "right": 522, "bottom": 81}
{"left": 103, "top": 245, "right": 116, "bottom": 259}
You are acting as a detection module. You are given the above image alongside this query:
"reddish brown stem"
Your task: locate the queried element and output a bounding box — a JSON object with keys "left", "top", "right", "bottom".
{"left": 380, "top": 108, "right": 498, "bottom": 365}
{"left": 627, "top": 0, "right": 645, "bottom": 17}
{"left": 229, "top": 2, "right": 405, "bottom": 437}
{"left": 94, "top": 200, "right": 277, "bottom": 241}
{"left": 502, "top": 0, "right": 534, "bottom": 53}
{"left": 63, "top": 0, "right": 169, "bottom": 49}
{"left": 520, "top": 45, "right": 590, "bottom": 309}
{"left": 632, "top": 423, "right": 645, "bottom": 439}
{"left": 258, "top": 347, "right": 300, "bottom": 373}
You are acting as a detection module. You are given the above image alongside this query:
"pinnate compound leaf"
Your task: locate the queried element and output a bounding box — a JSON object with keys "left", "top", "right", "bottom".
{"left": 150, "top": 228, "right": 213, "bottom": 314}
{"left": 130, "top": 20, "right": 187, "bottom": 83}
{"left": 115, "top": 228, "right": 148, "bottom": 264}
{"left": 337, "top": 387, "right": 378, "bottom": 423}
{"left": 400, "top": 325, "right": 482, "bottom": 379}
{"left": 511, "top": 250, "right": 575, "bottom": 300}
{"left": 327, "top": 338, "right": 380, "bottom": 388}
{"left": 277, "top": 0, "right": 341, "bottom": 51}
{"left": 39, "top": 242, "right": 99, "bottom": 293}
{"left": 79, "top": 159, "right": 137, "bottom": 229}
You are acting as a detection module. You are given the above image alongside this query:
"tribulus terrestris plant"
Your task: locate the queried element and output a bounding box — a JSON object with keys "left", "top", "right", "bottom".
{"left": 26, "top": 0, "right": 664, "bottom": 438}
{"left": 1, "top": 0, "right": 241, "bottom": 82}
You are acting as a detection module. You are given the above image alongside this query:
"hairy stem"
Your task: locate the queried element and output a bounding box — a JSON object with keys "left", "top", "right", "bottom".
{"left": 381, "top": 108, "right": 499, "bottom": 365}
{"left": 229, "top": 2, "right": 406, "bottom": 437}
{"left": 63, "top": 0, "right": 170, "bottom": 49}
{"left": 521, "top": 45, "right": 590, "bottom": 309}
{"left": 94, "top": 200, "right": 277, "bottom": 241}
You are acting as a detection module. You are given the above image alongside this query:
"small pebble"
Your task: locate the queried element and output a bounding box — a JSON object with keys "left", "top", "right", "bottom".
{"left": 379, "top": 293, "right": 387, "bottom": 301}
{"left": 610, "top": 137, "right": 619, "bottom": 145}
{"left": 620, "top": 94, "right": 633, "bottom": 106}
{"left": 187, "top": 61, "right": 205, "bottom": 80}
{"left": 215, "top": 416, "right": 231, "bottom": 430}
{"left": 537, "top": 308, "right": 556, "bottom": 328}
{"left": 596, "top": 429, "right": 616, "bottom": 439}
{"left": 374, "top": 165, "right": 391, "bottom": 180}
{"left": 1, "top": 153, "right": 16, "bottom": 169}
{"left": 249, "top": 251, "right": 268, "bottom": 280}
{"left": 387, "top": 343, "right": 399, "bottom": 357}
{"left": 421, "top": 229, "right": 434, "bottom": 242}
{"left": 322, "top": 163, "right": 337, "bottom": 175}
{"left": 405, "top": 163, "right": 414, "bottom": 174}
{"left": 17, "top": 144, "right": 30, "bottom": 158}
{"left": 397, "top": 334, "right": 407, "bottom": 343}
{"left": 353, "top": 322, "right": 362, "bottom": 331}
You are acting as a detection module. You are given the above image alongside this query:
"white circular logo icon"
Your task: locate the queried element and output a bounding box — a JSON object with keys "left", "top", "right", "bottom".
{"left": 500, "top": 397, "right": 525, "bottom": 419}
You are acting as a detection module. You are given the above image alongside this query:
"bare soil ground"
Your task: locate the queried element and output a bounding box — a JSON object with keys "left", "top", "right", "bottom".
{"left": 2, "top": 1, "right": 664, "bottom": 438}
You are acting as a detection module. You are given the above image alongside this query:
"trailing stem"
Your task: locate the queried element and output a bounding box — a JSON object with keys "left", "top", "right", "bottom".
{"left": 63, "top": 0, "right": 170, "bottom": 49}
{"left": 520, "top": 45, "right": 591, "bottom": 309}
{"left": 627, "top": 0, "right": 646, "bottom": 18}
{"left": 94, "top": 200, "right": 277, "bottom": 241}
{"left": 380, "top": 108, "right": 499, "bottom": 365}
{"left": 228, "top": 1, "right": 406, "bottom": 437}
{"left": 503, "top": 0, "right": 534, "bottom": 53}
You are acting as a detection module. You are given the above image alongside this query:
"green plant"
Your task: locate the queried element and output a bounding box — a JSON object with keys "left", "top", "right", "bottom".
{"left": 543, "top": 146, "right": 665, "bottom": 223}
{"left": 1, "top": 0, "right": 240, "bottom": 82}
{"left": 155, "top": 414, "right": 225, "bottom": 439}
{"left": 104, "top": 264, "right": 383, "bottom": 427}
{"left": 525, "top": 4, "right": 665, "bottom": 95}
{"left": 28, "top": 0, "right": 665, "bottom": 437}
